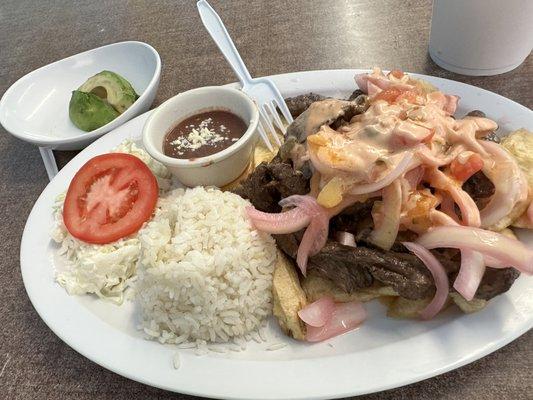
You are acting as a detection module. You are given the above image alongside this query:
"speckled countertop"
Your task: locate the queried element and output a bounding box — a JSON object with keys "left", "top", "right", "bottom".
{"left": 0, "top": 1, "right": 531, "bottom": 399}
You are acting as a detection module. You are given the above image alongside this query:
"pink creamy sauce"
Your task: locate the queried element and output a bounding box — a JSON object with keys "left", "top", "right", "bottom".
{"left": 307, "top": 84, "right": 498, "bottom": 185}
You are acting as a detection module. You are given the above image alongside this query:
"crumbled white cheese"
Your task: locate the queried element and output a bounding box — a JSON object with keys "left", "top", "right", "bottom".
{"left": 170, "top": 116, "right": 238, "bottom": 154}
{"left": 170, "top": 126, "right": 226, "bottom": 151}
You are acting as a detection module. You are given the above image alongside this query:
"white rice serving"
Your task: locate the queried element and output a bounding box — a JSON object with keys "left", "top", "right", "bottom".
{"left": 51, "top": 140, "right": 172, "bottom": 304}
{"left": 136, "top": 187, "right": 277, "bottom": 346}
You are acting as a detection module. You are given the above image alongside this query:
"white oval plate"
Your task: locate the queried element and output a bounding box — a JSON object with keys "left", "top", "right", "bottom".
{"left": 21, "top": 70, "right": 533, "bottom": 400}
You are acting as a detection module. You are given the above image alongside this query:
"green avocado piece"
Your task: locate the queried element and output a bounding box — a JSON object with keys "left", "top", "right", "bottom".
{"left": 78, "top": 70, "right": 139, "bottom": 114}
{"left": 69, "top": 90, "right": 120, "bottom": 131}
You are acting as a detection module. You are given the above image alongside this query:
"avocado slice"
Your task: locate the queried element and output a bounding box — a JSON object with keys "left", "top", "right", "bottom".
{"left": 69, "top": 90, "right": 120, "bottom": 131}
{"left": 78, "top": 70, "right": 139, "bottom": 114}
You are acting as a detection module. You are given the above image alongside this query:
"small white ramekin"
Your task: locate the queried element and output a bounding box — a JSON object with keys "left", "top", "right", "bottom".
{"left": 142, "top": 86, "right": 259, "bottom": 187}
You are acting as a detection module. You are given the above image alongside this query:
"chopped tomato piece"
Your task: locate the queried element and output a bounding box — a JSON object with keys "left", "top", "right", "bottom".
{"left": 373, "top": 87, "right": 420, "bottom": 105}
{"left": 450, "top": 153, "right": 484, "bottom": 181}
{"left": 373, "top": 88, "right": 403, "bottom": 103}
{"left": 396, "top": 90, "right": 421, "bottom": 104}
{"left": 389, "top": 69, "right": 404, "bottom": 79}
{"left": 63, "top": 153, "right": 159, "bottom": 244}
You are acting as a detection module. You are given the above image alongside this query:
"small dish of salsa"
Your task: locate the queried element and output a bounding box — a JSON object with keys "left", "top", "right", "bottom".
{"left": 142, "top": 86, "right": 259, "bottom": 187}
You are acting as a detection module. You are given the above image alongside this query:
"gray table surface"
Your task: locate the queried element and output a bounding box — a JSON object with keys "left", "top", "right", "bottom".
{"left": 1, "top": 1, "right": 531, "bottom": 399}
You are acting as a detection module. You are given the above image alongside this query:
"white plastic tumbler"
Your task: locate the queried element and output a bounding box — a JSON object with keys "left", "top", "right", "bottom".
{"left": 429, "top": 0, "right": 533, "bottom": 76}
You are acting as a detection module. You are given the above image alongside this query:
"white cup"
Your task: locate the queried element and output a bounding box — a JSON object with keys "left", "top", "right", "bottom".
{"left": 429, "top": 0, "right": 533, "bottom": 76}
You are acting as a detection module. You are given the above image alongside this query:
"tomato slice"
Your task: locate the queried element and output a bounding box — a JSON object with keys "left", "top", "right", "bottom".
{"left": 63, "top": 153, "right": 159, "bottom": 244}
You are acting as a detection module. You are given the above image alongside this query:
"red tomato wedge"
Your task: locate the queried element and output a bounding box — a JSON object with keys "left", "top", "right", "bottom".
{"left": 63, "top": 153, "right": 158, "bottom": 244}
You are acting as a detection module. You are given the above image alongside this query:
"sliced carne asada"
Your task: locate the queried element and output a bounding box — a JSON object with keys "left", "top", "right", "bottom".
{"left": 463, "top": 171, "right": 495, "bottom": 204}
{"left": 285, "top": 93, "right": 327, "bottom": 119}
{"left": 286, "top": 98, "right": 369, "bottom": 143}
{"left": 285, "top": 91, "right": 368, "bottom": 120}
{"left": 275, "top": 236, "right": 458, "bottom": 300}
{"left": 329, "top": 199, "right": 376, "bottom": 234}
{"left": 475, "top": 267, "right": 520, "bottom": 300}
{"left": 347, "top": 89, "right": 365, "bottom": 101}
{"left": 232, "top": 156, "right": 309, "bottom": 213}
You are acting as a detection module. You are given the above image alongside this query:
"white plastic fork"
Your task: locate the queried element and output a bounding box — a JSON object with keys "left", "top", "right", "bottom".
{"left": 197, "top": 0, "right": 293, "bottom": 151}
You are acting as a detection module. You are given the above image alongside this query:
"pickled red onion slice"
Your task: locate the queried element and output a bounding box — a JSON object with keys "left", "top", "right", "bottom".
{"left": 454, "top": 250, "right": 486, "bottom": 301}
{"left": 245, "top": 206, "right": 310, "bottom": 234}
{"left": 478, "top": 141, "right": 529, "bottom": 229}
{"left": 298, "top": 296, "right": 335, "bottom": 327}
{"left": 429, "top": 210, "right": 485, "bottom": 301}
{"left": 306, "top": 301, "right": 367, "bottom": 342}
{"left": 246, "top": 195, "right": 330, "bottom": 276}
{"left": 370, "top": 180, "right": 402, "bottom": 250}
{"left": 402, "top": 242, "right": 449, "bottom": 320}
{"left": 426, "top": 168, "right": 480, "bottom": 227}
{"left": 417, "top": 226, "right": 533, "bottom": 274}
{"left": 296, "top": 214, "right": 329, "bottom": 276}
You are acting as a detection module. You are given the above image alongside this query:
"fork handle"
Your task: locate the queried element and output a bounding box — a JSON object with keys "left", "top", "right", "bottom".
{"left": 197, "top": 0, "right": 253, "bottom": 86}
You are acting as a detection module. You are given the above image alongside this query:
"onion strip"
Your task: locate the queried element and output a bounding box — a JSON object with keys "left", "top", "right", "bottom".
{"left": 429, "top": 210, "right": 485, "bottom": 300}
{"left": 454, "top": 250, "right": 486, "bottom": 301}
{"left": 417, "top": 226, "right": 533, "bottom": 274}
{"left": 298, "top": 296, "right": 335, "bottom": 327}
{"left": 478, "top": 141, "right": 528, "bottom": 229}
{"left": 370, "top": 180, "right": 402, "bottom": 250}
{"left": 246, "top": 207, "right": 310, "bottom": 234}
{"left": 426, "top": 168, "right": 480, "bottom": 227}
{"left": 305, "top": 300, "right": 367, "bottom": 342}
{"left": 402, "top": 242, "right": 449, "bottom": 319}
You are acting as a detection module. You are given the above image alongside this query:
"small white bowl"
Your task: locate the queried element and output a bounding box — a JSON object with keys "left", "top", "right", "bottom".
{"left": 0, "top": 41, "right": 161, "bottom": 151}
{"left": 142, "top": 86, "right": 259, "bottom": 187}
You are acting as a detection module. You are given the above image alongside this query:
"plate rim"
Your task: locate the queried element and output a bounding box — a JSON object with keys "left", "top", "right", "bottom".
{"left": 20, "top": 69, "right": 533, "bottom": 400}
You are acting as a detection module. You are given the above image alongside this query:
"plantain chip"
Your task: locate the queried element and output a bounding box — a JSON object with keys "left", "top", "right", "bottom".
{"left": 500, "top": 129, "right": 533, "bottom": 229}
{"left": 272, "top": 251, "right": 307, "bottom": 340}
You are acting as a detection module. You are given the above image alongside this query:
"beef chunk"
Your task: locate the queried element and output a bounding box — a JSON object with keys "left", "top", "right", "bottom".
{"left": 466, "top": 110, "right": 500, "bottom": 143}
{"left": 308, "top": 242, "right": 460, "bottom": 299}
{"left": 329, "top": 199, "right": 375, "bottom": 233}
{"left": 285, "top": 93, "right": 327, "bottom": 119}
{"left": 286, "top": 99, "right": 369, "bottom": 143}
{"left": 466, "top": 110, "right": 486, "bottom": 118}
{"left": 232, "top": 157, "right": 309, "bottom": 213}
{"left": 347, "top": 89, "right": 365, "bottom": 101}
{"left": 482, "top": 131, "right": 501, "bottom": 143}
{"left": 309, "top": 243, "right": 376, "bottom": 291}
{"left": 476, "top": 267, "right": 520, "bottom": 300}
{"left": 285, "top": 91, "right": 368, "bottom": 120}
{"left": 277, "top": 136, "right": 312, "bottom": 176}
{"left": 463, "top": 171, "right": 495, "bottom": 204}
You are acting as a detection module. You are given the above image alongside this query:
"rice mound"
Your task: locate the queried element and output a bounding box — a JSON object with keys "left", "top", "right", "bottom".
{"left": 136, "top": 187, "right": 277, "bottom": 346}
